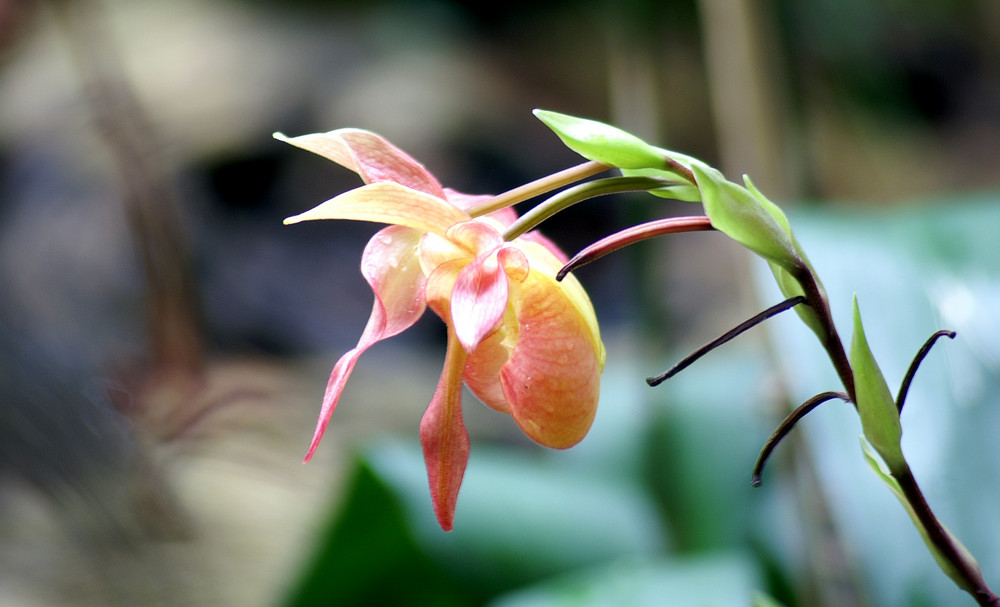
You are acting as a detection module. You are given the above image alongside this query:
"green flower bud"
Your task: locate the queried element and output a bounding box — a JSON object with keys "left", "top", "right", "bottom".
{"left": 692, "top": 164, "right": 803, "bottom": 272}
{"left": 534, "top": 109, "right": 667, "bottom": 170}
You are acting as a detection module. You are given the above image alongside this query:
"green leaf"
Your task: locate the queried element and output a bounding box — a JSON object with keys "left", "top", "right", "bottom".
{"left": 533, "top": 110, "right": 668, "bottom": 170}
{"left": 282, "top": 459, "right": 475, "bottom": 607}
{"left": 850, "top": 296, "right": 905, "bottom": 472}
{"left": 692, "top": 165, "right": 803, "bottom": 272}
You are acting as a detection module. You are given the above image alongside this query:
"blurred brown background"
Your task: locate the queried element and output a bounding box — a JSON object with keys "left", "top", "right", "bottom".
{"left": 0, "top": 0, "right": 997, "bottom": 605}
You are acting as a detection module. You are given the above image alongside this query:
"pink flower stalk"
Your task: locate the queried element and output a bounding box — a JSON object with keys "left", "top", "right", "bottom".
{"left": 277, "top": 129, "right": 606, "bottom": 530}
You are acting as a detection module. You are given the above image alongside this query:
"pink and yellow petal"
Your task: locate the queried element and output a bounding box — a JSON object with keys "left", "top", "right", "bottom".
{"left": 304, "top": 297, "right": 392, "bottom": 462}
{"left": 303, "top": 226, "right": 427, "bottom": 462}
{"left": 274, "top": 129, "right": 445, "bottom": 197}
{"left": 496, "top": 243, "right": 604, "bottom": 448}
{"left": 284, "top": 182, "right": 469, "bottom": 236}
{"left": 500, "top": 272, "right": 603, "bottom": 448}
{"left": 419, "top": 326, "right": 471, "bottom": 532}
{"left": 451, "top": 253, "right": 509, "bottom": 352}
{"left": 516, "top": 240, "right": 603, "bottom": 356}
{"left": 361, "top": 225, "right": 427, "bottom": 337}
{"left": 445, "top": 220, "right": 504, "bottom": 255}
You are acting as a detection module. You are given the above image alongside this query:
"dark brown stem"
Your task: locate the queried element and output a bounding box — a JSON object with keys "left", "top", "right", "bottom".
{"left": 893, "top": 463, "right": 1000, "bottom": 606}
{"left": 647, "top": 295, "right": 806, "bottom": 386}
{"left": 792, "top": 266, "right": 855, "bottom": 405}
{"left": 896, "top": 330, "right": 956, "bottom": 412}
{"left": 752, "top": 391, "right": 849, "bottom": 486}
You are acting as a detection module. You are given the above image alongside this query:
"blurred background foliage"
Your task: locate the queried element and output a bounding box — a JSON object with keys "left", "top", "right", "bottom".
{"left": 0, "top": 0, "right": 998, "bottom": 605}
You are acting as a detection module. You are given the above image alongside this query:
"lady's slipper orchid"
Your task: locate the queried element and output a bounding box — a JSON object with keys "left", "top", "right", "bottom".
{"left": 277, "top": 128, "right": 606, "bottom": 530}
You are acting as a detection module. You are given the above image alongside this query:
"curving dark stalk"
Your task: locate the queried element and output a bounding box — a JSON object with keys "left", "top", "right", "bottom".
{"left": 751, "top": 391, "right": 849, "bottom": 487}
{"left": 646, "top": 296, "right": 806, "bottom": 386}
{"left": 896, "top": 330, "right": 957, "bottom": 413}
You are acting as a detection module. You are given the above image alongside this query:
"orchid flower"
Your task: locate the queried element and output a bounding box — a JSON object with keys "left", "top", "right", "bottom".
{"left": 276, "top": 128, "right": 606, "bottom": 530}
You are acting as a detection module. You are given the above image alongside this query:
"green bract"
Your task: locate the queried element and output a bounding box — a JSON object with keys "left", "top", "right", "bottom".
{"left": 692, "top": 164, "right": 803, "bottom": 273}
{"left": 534, "top": 109, "right": 667, "bottom": 170}
{"left": 850, "top": 297, "right": 905, "bottom": 471}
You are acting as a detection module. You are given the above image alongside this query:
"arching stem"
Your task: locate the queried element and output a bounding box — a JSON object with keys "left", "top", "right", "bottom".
{"left": 647, "top": 295, "right": 806, "bottom": 386}
{"left": 751, "top": 391, "right": 849, "bottom": 486}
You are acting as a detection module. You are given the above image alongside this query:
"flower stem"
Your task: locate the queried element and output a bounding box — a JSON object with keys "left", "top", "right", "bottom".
{"left": 752, "top": 391, "right": 849, "bottom": 486}
{"left": 647, "top": 295, "right": 806, "bottom": 386}
{"left": 896, "top": 330, "right": 956, "bottom": 412}
{"left": 893, "top": 462, "right": 1000, "bottom": 606}
{"left": 503, "top": 176, "right": 681, "bottom": 240}
{"left": 467, "top": 160, "right": 611, "bottom": 217}
{"left": 792, "top": 266, "right": 856, "bottom": 404}
{"left": 557, "top": 216, "right": 714, "bottom": 280}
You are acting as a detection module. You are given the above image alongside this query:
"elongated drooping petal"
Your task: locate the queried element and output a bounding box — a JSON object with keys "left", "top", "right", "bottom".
{"left": 274, "top": 129, "right": 446, "bottom": 198}
{"left": 304, "top": 226, "right": 426, "bottom": 461}
{"left": 422, "top": 266, "right": 473, "bottom": 531}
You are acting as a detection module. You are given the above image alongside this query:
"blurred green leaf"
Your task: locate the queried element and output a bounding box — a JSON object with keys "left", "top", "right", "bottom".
{"left": 282, "top": 458, "right": 473, "bottom": 607}
{"left": 487, "top": 553, "right": 760, "bottom": 607}
{"left": 366, "top": 438, "right": 666, "bottom": 595}
{"left": 646, "top": 346, "right": 778, "bottom": 553}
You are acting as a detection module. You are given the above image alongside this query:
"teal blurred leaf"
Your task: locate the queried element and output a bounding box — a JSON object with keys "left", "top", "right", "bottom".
{"left": 282, "top": 458, "right": 473, "bottom": 607}
{"left": 487, "top": 553, "right": 760, "bottom": 607}
{"left": 756, "top": 192, "right": 1000, "bottom": 606}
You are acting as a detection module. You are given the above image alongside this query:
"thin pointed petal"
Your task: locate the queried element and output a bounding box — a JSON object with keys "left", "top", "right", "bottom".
{"left": 419, "top": 328, "right": 470, "bottom": 531}
{"left": 275, "top": 129, "right": 445, "bottom": 197}
{"left": 304, "top": 227, "right": 426, "bottom": 461}
{"left": 444, "top": 189, "right": 496, "bottom": 213}
{"left": 284, "top": 182, "right": 469, "bottom": 236}
{"left": 304, "top": 301, "right": 382, "bottom": 462}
